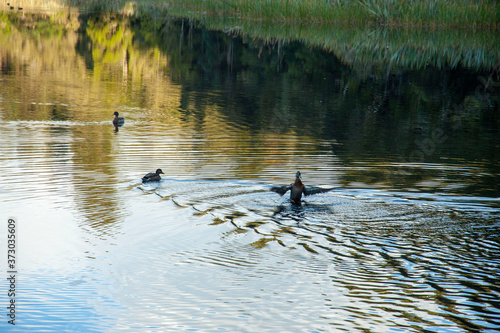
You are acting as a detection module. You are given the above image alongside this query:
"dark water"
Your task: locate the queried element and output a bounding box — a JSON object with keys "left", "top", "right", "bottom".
{"left": 0, "top": 6, "right": 499, "bottom": 333}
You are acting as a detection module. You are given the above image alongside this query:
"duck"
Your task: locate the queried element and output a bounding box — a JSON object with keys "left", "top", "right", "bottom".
{"left": 142, "top": 169, "right": 164, "bottom": 182}
{"left": 271, "top": 171, "right": 333, "bottom": 204}
{"left": 112, "top": 112, "right": 125, "bottom": 128}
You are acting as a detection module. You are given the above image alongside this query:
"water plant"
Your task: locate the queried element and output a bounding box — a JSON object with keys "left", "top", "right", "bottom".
{"left": 158, "top": 0, "right": 499, "bottom": 28}
{"left": 53, "top": 0, "right": 499, "bottom": 28}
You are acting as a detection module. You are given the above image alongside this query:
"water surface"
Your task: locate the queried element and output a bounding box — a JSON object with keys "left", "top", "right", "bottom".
{"left": 0, "top": 7, "right": 499, "bottom": 333}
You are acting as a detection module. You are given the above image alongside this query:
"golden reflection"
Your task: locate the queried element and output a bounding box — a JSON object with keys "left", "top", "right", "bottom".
{"left": 72, "top": 123, "right": 123, "bottom": 231}
{"left": 0, "top": 9, "right": 182, "bottom": 123}
{"left": 0, "top": 9, "right": 184, "bottom": 232}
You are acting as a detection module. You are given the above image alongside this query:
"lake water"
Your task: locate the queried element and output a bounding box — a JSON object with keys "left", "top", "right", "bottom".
{"left": 0, "top": 5, "right": 499, "bottom": 333}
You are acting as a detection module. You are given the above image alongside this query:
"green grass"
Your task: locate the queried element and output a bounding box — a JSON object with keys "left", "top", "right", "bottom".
{"left": 187, "top": 15, "right": 499, "bottom": 70}
{"left": 7, "top": 0, "right": 497, "bottom": 70}
{"left": 156, "top": 0, "right": 499, "bottom": 28}
{"left": 62, "top": 0, "right": 499, "bottom": 28}
{"left": 57, "top": 0, "right": 499, "bottom": 70}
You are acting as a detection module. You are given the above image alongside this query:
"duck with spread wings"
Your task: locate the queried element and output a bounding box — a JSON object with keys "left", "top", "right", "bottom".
{"left": 271, "top": 171, "right": 333, "bottom": 204}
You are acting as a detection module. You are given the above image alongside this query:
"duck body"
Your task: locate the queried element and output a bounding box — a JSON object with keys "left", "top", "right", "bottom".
{"left": 113, "top": 112, "right": 125, "bottom": 127}
{"left": 271, "top": 171, "right": 332, "bottom": 204}
{"left": 142, "top": 169, "right": 164, "bottom": 182}
{"left": 290, "top": 174, "right": 305, "bottom": 204}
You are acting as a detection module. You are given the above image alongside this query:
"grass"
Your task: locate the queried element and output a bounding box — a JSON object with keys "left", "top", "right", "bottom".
{"left": 5, "top": 0, "right": 498, "bottom": 70}
{"left": 186, "top": 15, "right": 499, "bottom": 70}
{"left": 156, "top": 0, "right": 499, "bottom": 28}
{"left": 147, "top": 0, "right": 499, "bottom": 69}
{"left": 61, "top": 0, "right": 500, "bottom": 28}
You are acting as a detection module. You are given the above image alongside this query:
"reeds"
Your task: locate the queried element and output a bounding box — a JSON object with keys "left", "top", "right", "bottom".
{"left": 189, "top": 16, "right": 499, "bottom": 70}
{"left": 160, "top": 0, "right": 499, "bottom": 28}
{"left": 8, "top": 0, "right": 498, "bottom": 70}
{"left": 8, "top": 0, "right": 498, "bottom": 28}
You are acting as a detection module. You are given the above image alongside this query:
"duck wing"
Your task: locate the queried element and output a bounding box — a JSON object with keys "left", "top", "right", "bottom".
{"left": 270, "top": 184, "right": 292, "bottom": 196}
{"left": 142, "top": 173, "right": 157, "bottom": 182}
{"left": 114, "top": 118, "right": 125, "bottom": 127}
{"left": 303, "top": 186, "right": 333, "bottom": 196}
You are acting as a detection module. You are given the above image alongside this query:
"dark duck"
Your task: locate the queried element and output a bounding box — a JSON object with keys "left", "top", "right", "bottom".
{"left": 142, "top": 169, "right": 164, "bottom": 182}
{"left": 271, "top": 171, "right": 333, "bottom": 204}
{"left": 112, "top": 112, "right": 125, "bottom": 128}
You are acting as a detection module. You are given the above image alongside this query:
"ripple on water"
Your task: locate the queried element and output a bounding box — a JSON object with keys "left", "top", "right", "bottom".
{"left": 132, "top": 178, "right": 500, "bottom": 332}
{"left": 1, "top": 117, "right": 499, "bottom": 332}
{"left": 12, "top": 267, "right": 117, "bottom": 332}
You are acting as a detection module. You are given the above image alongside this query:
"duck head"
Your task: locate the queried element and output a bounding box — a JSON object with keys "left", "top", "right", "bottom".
{"left": 113, "top": 111, "right": 119, "bottom": 117}
{"left": 156, "top": 169, "right": 164, "bottom": 175}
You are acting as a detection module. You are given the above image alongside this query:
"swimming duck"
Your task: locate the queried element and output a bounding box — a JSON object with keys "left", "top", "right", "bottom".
{"left": 142, "top": 169, "right": 164, "bottom": 182}
{"left": 271, "top": 171, "right": 333, "bottom": 204}
{"left": 112, "top": 112, "right": 125, "bottom": 128}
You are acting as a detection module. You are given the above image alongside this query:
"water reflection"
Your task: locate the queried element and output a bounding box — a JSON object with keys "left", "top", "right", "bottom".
{"left": 0, "top": 6, "right": 499, "bottom": 333}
